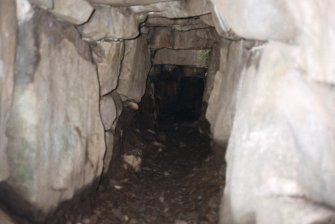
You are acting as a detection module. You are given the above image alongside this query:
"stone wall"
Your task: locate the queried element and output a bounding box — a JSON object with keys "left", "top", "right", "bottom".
{"left": 208, "top": 0, "right": 335, "bottom": 223}
{"left": 153, "top": 49, "right": 210, "bottom": 68}
{"left": 3, "top": 9, "right": 105, "bottom": 215}
{"left": 117, "top": 36, "right": 151, "bottom": 102}
{"left": 202, "top": 43, "right": 221, "bottom": 104}
{"left": 0, "top": 0, "right": 16, "bottom": 182}
{"left": 93, "top": 40, "right": 124, "bottom": 96}
{"left": 1, "top": 0, "right": 334, "bottom": 223}
{"left": 221, "top": 40, "right": 335, "bottom": 224}
{"left": 0, "top": 0, "right": 215, "bottom": 221}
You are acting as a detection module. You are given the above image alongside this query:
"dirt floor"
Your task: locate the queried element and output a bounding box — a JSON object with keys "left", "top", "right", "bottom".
{"left": 63, "top": 113, "right": 225, "bottom": 224}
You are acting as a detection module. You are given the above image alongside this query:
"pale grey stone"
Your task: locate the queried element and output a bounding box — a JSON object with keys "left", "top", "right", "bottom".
{"left": 100, "top": 93, "right": 117, "bottom": 131}
{"left": 111, "top": 91, "right": 123, "bottom": 123}
{"left": 5, "top": 10, "right": 105, "bottom": 212}
{"left": 50, "top": 0, "right": 94, "bottom": 25}
{"left": 146, "top": 17, "right": 210, "bottom": 31}
{"left": 16, "top": 0, "right": 34, "bottom": 25}
{"left": 117, "top": 36, "right": 151, "bottom": 102}
{"left": 103, "top": 131, "right": 114, "bottom": 174}
{"left": 80, "top": 6, "right": 144, "bottom": 41}
{"left": 286, "top": 0, "right": 335, "bottom": 85}
{"left": 93, "top": 41, "right": 124, "bottom": 96}
{"left": 149, "top": 27, "right": 217, "bottom": 50}
{"left": 0, "top": 0, "right": 16, "bottom": 182}
{"left": 206, "top": 40, "right": 249, "bottom": 145}
{"left": 129, "top": 0, "right": 210, "bottom": 18}
{"left": 101, "top": 92, "right": 122, "bottom": 174}
{"left": 153, "top": 49, "right": 210, "bottom": 68}
{"left": 220, "top": 42, "right": 335, "bottom": 224}
{"left": 29, "top": 0, "right": 53, "bottom": 9}
{"left": 202, "top": 43, "right": 221, "bottom": 103}
{"left": 199, "top": 14, "right": 215, "bottom": 27}
{"left": 256, "top": 197, "right": 335, "bottom": 224}
{"left": 210, "top": 0, "right": 296, "bottom": 41}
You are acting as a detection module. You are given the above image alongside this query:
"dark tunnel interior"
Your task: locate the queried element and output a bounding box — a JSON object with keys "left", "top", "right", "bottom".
{"left": 148, "top": 65, "right": 206, "bottom": 124}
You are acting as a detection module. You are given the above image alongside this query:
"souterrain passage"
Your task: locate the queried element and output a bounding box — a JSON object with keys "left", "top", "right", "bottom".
{"left": 65, "top": 116, "right": 225, "bottom": 224}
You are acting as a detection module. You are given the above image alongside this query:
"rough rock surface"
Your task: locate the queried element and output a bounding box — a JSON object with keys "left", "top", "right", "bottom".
{"left": 100, "top": 93, "right": 117, "bottom": 131}
{"left": 146, "top": 17, "right": 210, "bottom": 31}
{"left": 129, "top": 0, "right": 210, "bottom": 18}
{"left": 79, "top": 6, "right": 144, "bottom": 41}
{"left": 211, "top": 0, "right": 335, "bottom": 82}
{"left": 0, "top": 0, "right": 17, "bottom": 182}
{"left": 206, "top": 41, "right": 249, "bottom": 146}
{"left": 257, "top": 197, "right": 335, "bottom": 224}
{"left": 103, "top": 131, "right": 115, "bottom": 175}
{"left": 209, "top": 4, "right": 229, "bottom": 36}
{"left": 92, "top": 41, "right": 124, "bottom": 96}
{"left": 200, "top": 14, "right": 215, "bottom": 28}
{"left": 210, "top": 0, "right": 296, "bottom": 41}
{"left": 29, "top": 0, "right": 53, "bottom": 9}
{"left": 207, "top": 1, "right": 335, "bottom": 223}
{"left": 221, "top": 41, "right": 335, "bottom": 223}
{"left": 202, "top": 43, "right": 221, "bottom": 104}
{"left": 287, "top": 0, "right": 335, "bottom": 85}
{"left": 111, "top": 91, "right": 123, "bottom": 122}
{"left": 153, "top": 49, "right": 210, "bottom": 68}
{"left": 50, "top": 0, "right": 94, "bottom": 25}
{"left": 102, "top": 92, "right": 122, "bottom": 175}
{"left": 87, "top": 0, "right": 174, "bottom": 6}
{"left": 149, "top": 27, "right": 217, "bottom": 50}
{"left": 117, "top": 36, "right": 151, "bottom": 102}
{"left": 5, "top": 10, "right": 105, "bottom": 213}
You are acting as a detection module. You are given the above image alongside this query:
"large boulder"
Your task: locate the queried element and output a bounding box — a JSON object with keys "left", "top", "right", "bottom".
{"left": 50, "top": 0, "right": 94, "bottom": 25}
{"left": 103, "top": 131, "right": 115, "bottom": 175}
{"left": 210, "top": 0, "right": 296, "bottom": 41}
{"left": 117, "top": 36, "right": 151, "bottom": 102}
{"left": 286, "top": 0, "right": 335, "bottom": 85}
{"left": 100, "top": 93, "right": 117, "bottom": 131}
{"left": 92, "top": 40, "right": 124, "bottom": 96}
{"left": 100, "top": 92, "right": 122, "bottom": 175}
{"left": 208, "top": 1, "right": 335, "bottom": 223}
{"left": 129, "top": 0, "right": 210, "bottom": 18}
{"left": 0, "top": 0, "right": 16, "bottom": 182}
{"left": 4, "top": 9, "right": 105, "bottom": 216}
{"left": 79, "top": 6, "right": 145, "bottom": 41}
{"left": 206, "top": 40, "right": 249, "bottom": 146}
{"left": 221, "top": 41, "right": 335, "bottom": 224}
{"left": 153, "top": 49, "right": 210, "bottom": 68}
{"left": 202, "top": 43, "right": 221, "bottom": 103}
{"left": 149, "top": 27, "right": 217, "bottom": 50}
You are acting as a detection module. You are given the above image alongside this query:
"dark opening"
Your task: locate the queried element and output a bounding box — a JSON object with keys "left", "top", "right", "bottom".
{"left": 149, "top": 65, "right": 206, "bottom": 124}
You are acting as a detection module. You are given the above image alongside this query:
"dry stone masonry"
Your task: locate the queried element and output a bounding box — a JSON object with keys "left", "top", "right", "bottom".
{"left": 0, "top": 0, "right": 334, "bottom": 223}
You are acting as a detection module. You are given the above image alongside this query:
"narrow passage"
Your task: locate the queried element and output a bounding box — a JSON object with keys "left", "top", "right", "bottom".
{"left": 90, "top": 116, "right": 225, "bottom": 224}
